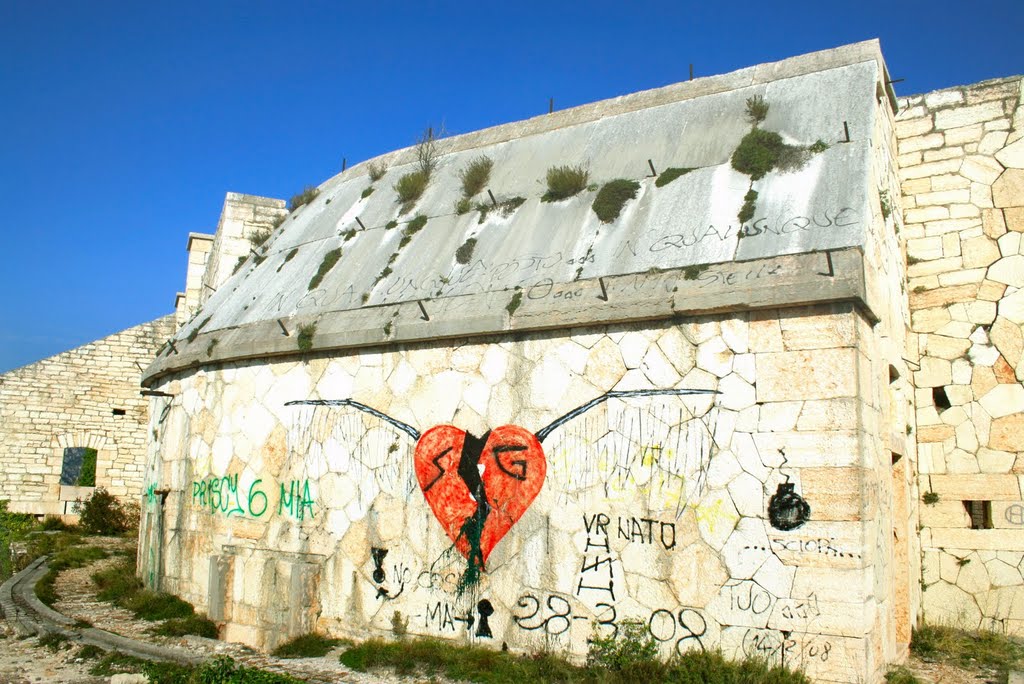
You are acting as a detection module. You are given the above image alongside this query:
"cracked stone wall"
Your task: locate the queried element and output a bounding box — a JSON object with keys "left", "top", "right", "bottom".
{"left": 142, "top": 303, "right": 901, "bottom": 683}
{"left": 896, "top": 76, "right": 1024, "bottom": 631}
{"left": 0, "top": 316, "right": 176, "bottom": 515}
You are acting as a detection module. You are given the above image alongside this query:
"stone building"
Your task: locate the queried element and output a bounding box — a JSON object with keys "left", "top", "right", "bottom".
{"left": 0, "top": 316, "right": 175, "bottom": 515}
{"left": 129, "top": 40, "right": 1019, "bottom": 683}
{"left": 0, "top": 193, "right": 285, "bottom": 518}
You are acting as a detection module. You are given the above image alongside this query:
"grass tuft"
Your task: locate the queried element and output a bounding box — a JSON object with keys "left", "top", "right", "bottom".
{"left": 655, "top": 167, "right": 695, "bottom": 188}
{"left": 592, "top": 179, "right": 640, "bottom": 223}
{"left": 361, "top": 186, "right": 375, "bottom": 199}
{"left": 248, "top": 228, "right": 271, "bottom": 249}
{"left": 541, "top": 164, "right": 589, "bottom": 202}
{"left": 272, "top": 632, "right": 343, "bottom": 659}
{"left": 308, "top": 248, "right": 342, "bottom": 290}
{"left": 459, "top": 156, "right": 493, "bottom": 198}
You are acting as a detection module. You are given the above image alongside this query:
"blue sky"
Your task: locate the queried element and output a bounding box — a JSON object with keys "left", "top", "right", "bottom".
{"left": 0, "top": 1, "right": 1021, "bottom": 373}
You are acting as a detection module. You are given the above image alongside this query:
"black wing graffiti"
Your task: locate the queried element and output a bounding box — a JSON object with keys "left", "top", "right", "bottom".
{"left": 286, "top": 388, "right": 720, "bottom": 520}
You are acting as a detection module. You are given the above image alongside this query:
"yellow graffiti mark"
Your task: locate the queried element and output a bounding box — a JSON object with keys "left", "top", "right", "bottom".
{"left": 694, "top": 497, "right": 737, "bottom": 533}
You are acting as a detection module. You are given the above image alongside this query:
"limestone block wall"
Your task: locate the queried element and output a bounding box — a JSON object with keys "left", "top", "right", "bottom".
{"left": 0, "top": 315, "right": 176, "bottom": 515}
{"left": 144, "top": 304, "right": 899, "bottom": 683}
{"left": 895, "top": 76, "right": 1024, "bottom": 631}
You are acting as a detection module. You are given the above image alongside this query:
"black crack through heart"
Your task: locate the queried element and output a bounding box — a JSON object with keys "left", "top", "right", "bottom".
{"left": 455, "top": 431, "right": 491, "bottom": 588}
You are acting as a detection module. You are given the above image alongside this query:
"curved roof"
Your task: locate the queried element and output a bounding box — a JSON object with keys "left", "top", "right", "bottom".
{"left": 144, "top": 40, "right": 894, "bottom": 385}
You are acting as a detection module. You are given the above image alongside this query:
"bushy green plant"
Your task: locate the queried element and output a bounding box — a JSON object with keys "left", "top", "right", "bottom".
{"left": 455, "top": 197, "right": 473, "bottom": 215}
{"left": 308, "top": 248, "right": 342, "bottom": 290}
{"left": 273, "top": 632, "right": 342, "bottom": 658}
{"left": 592, "top": 179, "right": 640, "bottom": 223}
{"left": 75, "top": 487, "right": 133, "bottom": 535}
{"left": 296, "top": 323, "right": 316, "bottom": 352}
{"left": 809, "top": 139, "right": 830, "bottom": 153}
{"left": 588, "top": 620, "right": 658, "bottom": 670}
{"left": 541, "top": 164, "right": 589, "bottom": 202}
{"left": 455, "top": 237, "right": 477, "bottom": 265}
{"left": 398, "top": 215, "right": 428, "bottom": 249}
{"left": 732, "top": 128, "right": 787, "bottom": 180}
{"left": 459, "top": 156, "right": 493, "bottom": 198}
{"left": 288, "top": 186, "right": 319, "bottom": 211}
{"left": 0, "top": 501, "right": 37, "bottom": 580}
{"left": 738, "top": 188, "right": 759, "bottom": 224}
{"left": 124, "top": 589, "right": 195, "bottom": 621}
{"left": 360, "top": 186, "right": 374, "bottom": 199}
{"left": 394, "top": 169, "right": 430, "bottom": 212}
{"left": 152, "top": 614, "right": 218, "bottom": 638}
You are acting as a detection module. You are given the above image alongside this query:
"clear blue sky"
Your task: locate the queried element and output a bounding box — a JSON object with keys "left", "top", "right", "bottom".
{"left": 0, "top": 1, "right": 1020, "bottom": 373}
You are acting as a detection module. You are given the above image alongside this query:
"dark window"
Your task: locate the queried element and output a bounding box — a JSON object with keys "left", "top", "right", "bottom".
{"left": 963, "top": 501, "right": 993, "bottom": 530}
{"left": 60, "top": 447, "right": 97, "bottom": 487}
{"left": 933, "top": 387, "right": 951, "bottom": 412}
{"left": 112, "top": 408, "right": 126, "bottom": 416}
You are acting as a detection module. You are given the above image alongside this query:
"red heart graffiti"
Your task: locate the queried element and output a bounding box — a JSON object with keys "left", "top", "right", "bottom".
{"left": 414, "top": 425, "right": 546, "bottom": 569}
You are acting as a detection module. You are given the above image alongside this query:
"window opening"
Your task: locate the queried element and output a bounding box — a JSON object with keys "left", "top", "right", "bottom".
{"left": 962, "top": 500, "right": 993, "bottom": 530}
{"left": 60, "top": 447, "right": 97, "bottom": 487}
{"left": 932, "top": 387, "right": 951, "bottom": 412}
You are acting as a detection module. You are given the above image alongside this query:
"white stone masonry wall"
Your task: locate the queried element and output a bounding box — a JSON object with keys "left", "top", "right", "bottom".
{"left": 896, "top": 76, "right": 1024, "bottom": 632}
{"left": 145, "top": 305, "right": 889, "bottom": 683}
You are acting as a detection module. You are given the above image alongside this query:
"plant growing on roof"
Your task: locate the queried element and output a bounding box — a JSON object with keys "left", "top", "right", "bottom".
{"left": 541, "top": 164, "right": 589, "bottom": 202}
{"left": 297, "top": 323, "right": 316, "bottom": 352}
{"left": 476, "top": 196, "right": 526, "bottom": 223}
{"left": 654, "top": 167, "right": 695, "bottom": 188}
{"left": 289, "top": 186, "right": 320, "bottom": 211}
{"left": 394, "top": 170, "right": 430, "bottom": 214}
{"left": 745, "top": 94, "right": 769, "bottom": 126}
{"left": 459, "top": 156, "right": 493, "bottom": 199}
{"left": 367, "top": 160, "right": 387, "bottom": 182}
{"left": 455, "top": 237, "right": 477, "bottom": 265}
{"left": 308, "top": 248, "right": 342, "bottom": 290}
{"left": 248, "top": 228, "right": 271, "bottom": 248}
{"left": 592, "top": 179, "right": 640, "bottom": 223}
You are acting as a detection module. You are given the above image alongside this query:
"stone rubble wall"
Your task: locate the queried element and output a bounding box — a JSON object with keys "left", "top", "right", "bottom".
{"left": 144, "top": 304, "right": 893, "bottom": 683}
{"left": 896, "top": 76, "right": 1024, "bottom": 632}
{"left": 0, "top": 315, "right": 176, "bottom": 515}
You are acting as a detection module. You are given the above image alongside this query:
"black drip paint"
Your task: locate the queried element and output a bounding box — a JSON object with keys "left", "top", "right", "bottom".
{"left": 768, "top": 483, "right": 811, "bottom": 531}
{"left": 456, "top": 431, "right": 492, "bottom": 592}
